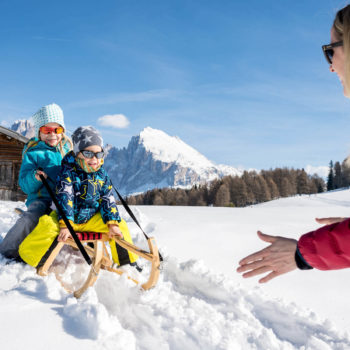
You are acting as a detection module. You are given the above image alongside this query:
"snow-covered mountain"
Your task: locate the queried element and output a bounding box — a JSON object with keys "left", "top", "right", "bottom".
{"left": 10, "top": 119, "right": 35, "bottom": 139}
{"left": 104, "top": 127, "right": 241, "bottom": 195}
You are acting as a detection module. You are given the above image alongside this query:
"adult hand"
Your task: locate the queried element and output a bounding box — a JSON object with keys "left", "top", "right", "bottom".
{"left": 237, "top": 231, "right": 297, "bottom": 283}
{"left": 35, "top": 170, "right": 47, "bottom": 182}
{"left": 58, "top": 227, "right": 72, "bottom": 242}
{"left": 108, "top": 224, "right": 123, "bottom": 239}
{"left": 315, "top": 217, "right": 347, "bottom": 225}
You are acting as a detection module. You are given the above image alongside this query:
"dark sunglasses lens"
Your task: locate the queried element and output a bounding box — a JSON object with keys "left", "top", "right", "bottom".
{"left": 81, "top": 150, "right": 94, "bottom": 158}
{"left": 81, "top": 150, "right": 104, "bottom": 159}
{"left": 95, "top": 152, "right": 104, "bottom": 159}
{"left": 327, "top": 49, "right": 334, "bottom": 63}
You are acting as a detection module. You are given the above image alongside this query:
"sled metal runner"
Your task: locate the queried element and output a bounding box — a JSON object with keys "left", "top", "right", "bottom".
{"left": 37, "top": 233, "right": 161, "bottom": 298}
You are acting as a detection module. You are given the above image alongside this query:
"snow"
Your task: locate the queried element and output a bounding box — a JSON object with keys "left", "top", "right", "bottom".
{"left": 1, "top": 190, "right": 350, "bottom": 349}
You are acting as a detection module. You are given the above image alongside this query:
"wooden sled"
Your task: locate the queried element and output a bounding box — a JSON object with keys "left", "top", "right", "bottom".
{"left": 37, "top": 233, "right": 161, "bottom": 298}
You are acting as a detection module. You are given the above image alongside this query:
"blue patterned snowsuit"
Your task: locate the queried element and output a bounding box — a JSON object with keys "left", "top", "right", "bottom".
{"left": 56, "top": 151, "right": 121, "bottom": 226}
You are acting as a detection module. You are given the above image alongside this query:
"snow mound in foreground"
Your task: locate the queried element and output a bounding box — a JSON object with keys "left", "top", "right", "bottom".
{"left": 1, "top": 254, "right": 349, "bottom": 350}
{"left": 1, "top": 200, "right": 350, "bottom": 349}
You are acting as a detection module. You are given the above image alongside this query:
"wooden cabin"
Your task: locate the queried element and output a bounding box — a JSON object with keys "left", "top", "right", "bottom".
{"left": 0, "top": 126, "right": 28, "bottom": 201}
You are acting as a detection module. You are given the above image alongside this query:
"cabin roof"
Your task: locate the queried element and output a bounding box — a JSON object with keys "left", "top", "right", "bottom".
{"left": 0, "top": 125, "right": 28, "bottom": 144}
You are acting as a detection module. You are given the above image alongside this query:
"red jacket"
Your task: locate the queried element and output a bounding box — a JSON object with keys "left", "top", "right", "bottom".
{"left": 298, "top": 218, "right": 350, "bottom": 270}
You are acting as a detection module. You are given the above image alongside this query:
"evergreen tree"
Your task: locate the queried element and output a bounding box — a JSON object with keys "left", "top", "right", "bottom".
{"left": 327, "top": 160, "right": 334, "bottom": 191}
{"left": 310, "top": 175, "right": 325, "bottom": 193}
{"left": 187, "top": 188, "right": 197, "bottom": 206}
{"left": 208, "top": 179, "right": 222, "bottom": 206}
{"left": 333, "top": 161, "right": 342, "bottom": 189}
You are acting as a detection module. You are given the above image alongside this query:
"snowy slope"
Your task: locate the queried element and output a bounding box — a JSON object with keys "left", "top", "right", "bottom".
{"left": 1, "top": 191, "right": 350, "bottom": 349}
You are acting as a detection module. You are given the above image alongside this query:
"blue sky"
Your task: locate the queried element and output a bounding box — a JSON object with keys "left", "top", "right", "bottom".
{"left": 1, "top": 0, "right": 350, "bottom": 172}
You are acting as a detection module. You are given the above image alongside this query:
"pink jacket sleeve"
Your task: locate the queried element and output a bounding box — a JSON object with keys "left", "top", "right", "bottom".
{"left": 298, "top": 218, "right": 350, "bottom": 270}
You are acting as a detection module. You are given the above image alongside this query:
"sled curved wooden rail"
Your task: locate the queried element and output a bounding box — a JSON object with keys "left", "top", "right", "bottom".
{"left": 37, "top": 234, "right": 161, "bottom": 298}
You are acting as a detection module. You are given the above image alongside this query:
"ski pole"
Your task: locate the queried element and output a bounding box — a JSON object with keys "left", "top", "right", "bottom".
{"left": 111, "top": 181, "right": 163, "bottom": 262}
{"left": 37, "top": 168, "right": 92, "bottom": 265}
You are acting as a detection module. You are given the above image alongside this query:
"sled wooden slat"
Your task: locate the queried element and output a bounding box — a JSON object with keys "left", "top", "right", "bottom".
{"left": 141, "top": 237, "right": 160, "bottom": 290}
{"left": 73, "top": 241, "right": 103, "bottom": 298}
{"left": 114, "top": 237, "right": 157, "bottom": 262}
{"left": 37, "top": 241, "right": 65, "bottom": 277}
{"left": 36, "top": 233, "right": 161, "bottom": 298}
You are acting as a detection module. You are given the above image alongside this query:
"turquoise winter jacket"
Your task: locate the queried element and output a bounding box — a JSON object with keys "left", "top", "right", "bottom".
{"left": 19, "top": 138, "right": 70, "bottom": 207}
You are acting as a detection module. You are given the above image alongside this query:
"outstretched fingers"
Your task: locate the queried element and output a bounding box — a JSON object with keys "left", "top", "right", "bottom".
{"left": 238, "top": 231, "right": 276, "bottom": 266}
{"left": 238, "top": 246, "right": 270, "bottom": 267}
{"left": 242, "top": 266, "right": 273, "bottom": 279}
{"left": 237, "top": 231, "right": 298, "bottom": 283}
{"left": 257, "top": 230, "right": 278, "bottom": 243}
{"left": 315, "top": 217, "right": 347, "bottom": 225}
{"left": 259, "top": 271, "right": 281, "bottom": 284}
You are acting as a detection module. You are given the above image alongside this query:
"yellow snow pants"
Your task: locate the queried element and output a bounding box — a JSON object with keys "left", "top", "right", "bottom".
{"left": 19, "top": 211, "right": 139, "bottom": 267}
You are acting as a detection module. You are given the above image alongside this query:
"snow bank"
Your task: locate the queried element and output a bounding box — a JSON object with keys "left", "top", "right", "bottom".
{"left": 1, "top": 192, "right": 350, "bottom": 349}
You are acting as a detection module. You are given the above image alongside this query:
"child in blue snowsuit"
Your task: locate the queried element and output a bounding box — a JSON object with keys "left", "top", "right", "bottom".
{"left": 0, "top": 103, "right": 72, "bottom": 260}
{"left": 19, "top": 126, "right": 138, "bottom": 268}
{"left": 56, "top": 126, "right": 124, "bottom": 241}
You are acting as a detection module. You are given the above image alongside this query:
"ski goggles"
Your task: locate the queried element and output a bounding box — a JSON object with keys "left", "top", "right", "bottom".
{"left": 39, "top": 126, "right": 64, "bottom": 134}
{"left": 80, "top": 150, "right": 105, "bottom": 159}
{"left": 322, "top": 40, "right": 343, "bottom": 64}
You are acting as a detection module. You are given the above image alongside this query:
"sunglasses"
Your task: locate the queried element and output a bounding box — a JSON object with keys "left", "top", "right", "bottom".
{"left": 39, "top": 126, "right": 64, "bottom": 134}
{"left": 80, "top": 150, "right": 105, "bottom": 159}
{"left": 322, "top": 40, "right": 343, "bottom": 64}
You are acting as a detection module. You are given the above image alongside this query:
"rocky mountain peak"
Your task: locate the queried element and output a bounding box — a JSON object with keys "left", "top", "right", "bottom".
{"left": 10, "top": 119, "right": 35, "bottom": 139}
{"left": 104, "top": 127, "right": 241, "bottom": 195}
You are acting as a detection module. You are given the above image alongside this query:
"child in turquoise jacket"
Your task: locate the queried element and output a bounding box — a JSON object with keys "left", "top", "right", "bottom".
{"left": 0, "top": 103, "right": 72, "bottom": 260}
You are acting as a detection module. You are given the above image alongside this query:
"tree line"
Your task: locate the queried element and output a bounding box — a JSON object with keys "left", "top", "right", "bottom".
{"left": 326, "top": 160, "right": 350, "bottom": 191}
{"left": 125, "top": 168, "right": 325, "bottom": 207}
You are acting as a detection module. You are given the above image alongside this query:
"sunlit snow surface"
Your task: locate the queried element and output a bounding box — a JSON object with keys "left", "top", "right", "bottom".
{"left": 1, "top": 191, "right": 350, "bottom": 349}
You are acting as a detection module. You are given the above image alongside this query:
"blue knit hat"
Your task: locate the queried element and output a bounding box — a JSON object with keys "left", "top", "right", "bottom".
{"left": 32, "top": 103, "right": 65, "bottom": 137}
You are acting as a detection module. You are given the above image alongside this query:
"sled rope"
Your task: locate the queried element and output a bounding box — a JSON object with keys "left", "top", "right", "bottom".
{"left": 111, "top": 181, "right": 163, "bottom": 262}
